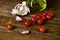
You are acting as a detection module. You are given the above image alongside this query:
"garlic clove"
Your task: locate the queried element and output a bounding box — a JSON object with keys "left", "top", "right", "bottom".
{"left": 22, "top": 12, "right": 28, "bottom": 16}
{"left": 19, "top": 6, "right": 23, "bottom": 12}
{"left": 15, "top": 4, "right": 22, "bottom": 9}
{"left": 21, "top": 30, "right": 30, "bottom": 35}
{"left": 16, "top": 16, "right": 23, "bottom": 22}
{"left": 11, "top": 9, "right": 19, "bottom": 15}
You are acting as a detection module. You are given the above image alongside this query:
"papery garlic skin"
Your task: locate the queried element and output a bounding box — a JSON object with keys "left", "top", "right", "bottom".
{"left": 11, "top": 9, "right": 19, "bottom": 15}
{"left": 11, "top": 1, "right": 30, "bottom": 16}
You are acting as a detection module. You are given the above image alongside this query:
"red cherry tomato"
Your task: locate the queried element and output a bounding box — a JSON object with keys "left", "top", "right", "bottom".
{"left": 48, "top": 12, "right": 54, "bottom": 17}
{"left": 42, "top": 12, "right": 47, "bottom": 14}
{"left": 37, "top": 19, "right": 43, "bottom": 25}
{"left": 7, "top": 24, "right": 13, "bottom": 30}
{"left": 42, "top": 13, "right": 48, "bottom": 16}
{"left": 35, "top": 14, "right": 41, "bottom": 19}
{"left": 41, "top": 15, "right": 47, "bottom": 21}
{"left": 39, "top": 27, "right": 45, "bottom": 33}
{"left": 47, "top": 15, "right": 52, "bottom": 20}
{"left": 31, "top": 17, "right": 37, "bottom": 23}
{"left": 24, "top": 22, "right": 30, "bottom": 27}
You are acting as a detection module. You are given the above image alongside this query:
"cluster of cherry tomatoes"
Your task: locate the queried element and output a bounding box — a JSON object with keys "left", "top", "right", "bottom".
{"left": 7, "top": 11, "right": 54, "bottom": 33}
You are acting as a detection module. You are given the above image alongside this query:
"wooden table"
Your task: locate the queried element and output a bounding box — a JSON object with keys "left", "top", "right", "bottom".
{"left": 0, "top": 0, "right": 60, "bottom": 40}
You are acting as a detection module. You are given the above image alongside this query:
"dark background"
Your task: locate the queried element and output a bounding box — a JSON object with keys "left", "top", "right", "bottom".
{"left": 47, "top": 0, "right": 60, "bottom": 10}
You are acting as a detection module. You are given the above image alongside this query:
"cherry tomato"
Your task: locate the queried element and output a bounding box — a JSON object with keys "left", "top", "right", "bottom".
{"left": 42, "top": 13, "right": 48, "bottom": 16}
{"left": 7, "top": 24, "right": 13, "bottom": 30}
{"left": 31, "top": 17, "right": 37, "bottom": 23}
{"left": 41, "top": 15, "right": 47, "bottom": 21}
{"left": 48, "top": 12, "right": 54, "bottom": 17}
{"left": 35, "top": 14, "right": 41, "bottom": 19}
{"left": 42, "top": 12, "right": 47, "bottom": 16}
{"left": 39, "top": 27, "right": 45, "bottom": 33}
{"left": 47, "top": 15, "right": 52, "bottom": 20}
{"left": 37, "top": 19, "right": 43, "bottom": 25}
{"left": 24, "top": 22, "right": 30, "bottom": 27}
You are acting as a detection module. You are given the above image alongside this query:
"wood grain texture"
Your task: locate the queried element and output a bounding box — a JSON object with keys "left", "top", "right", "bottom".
{"left": 0, "top": 0, "right": 60, "bottom": 40}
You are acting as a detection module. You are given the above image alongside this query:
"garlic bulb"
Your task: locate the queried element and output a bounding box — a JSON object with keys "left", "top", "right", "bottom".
{"left": 11, "top": 1, "right": 30, "bottom": 16}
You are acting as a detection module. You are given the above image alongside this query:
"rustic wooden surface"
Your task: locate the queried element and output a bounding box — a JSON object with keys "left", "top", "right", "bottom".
{"left": 0, "top": 0, "right": 60, "bottom": 40}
